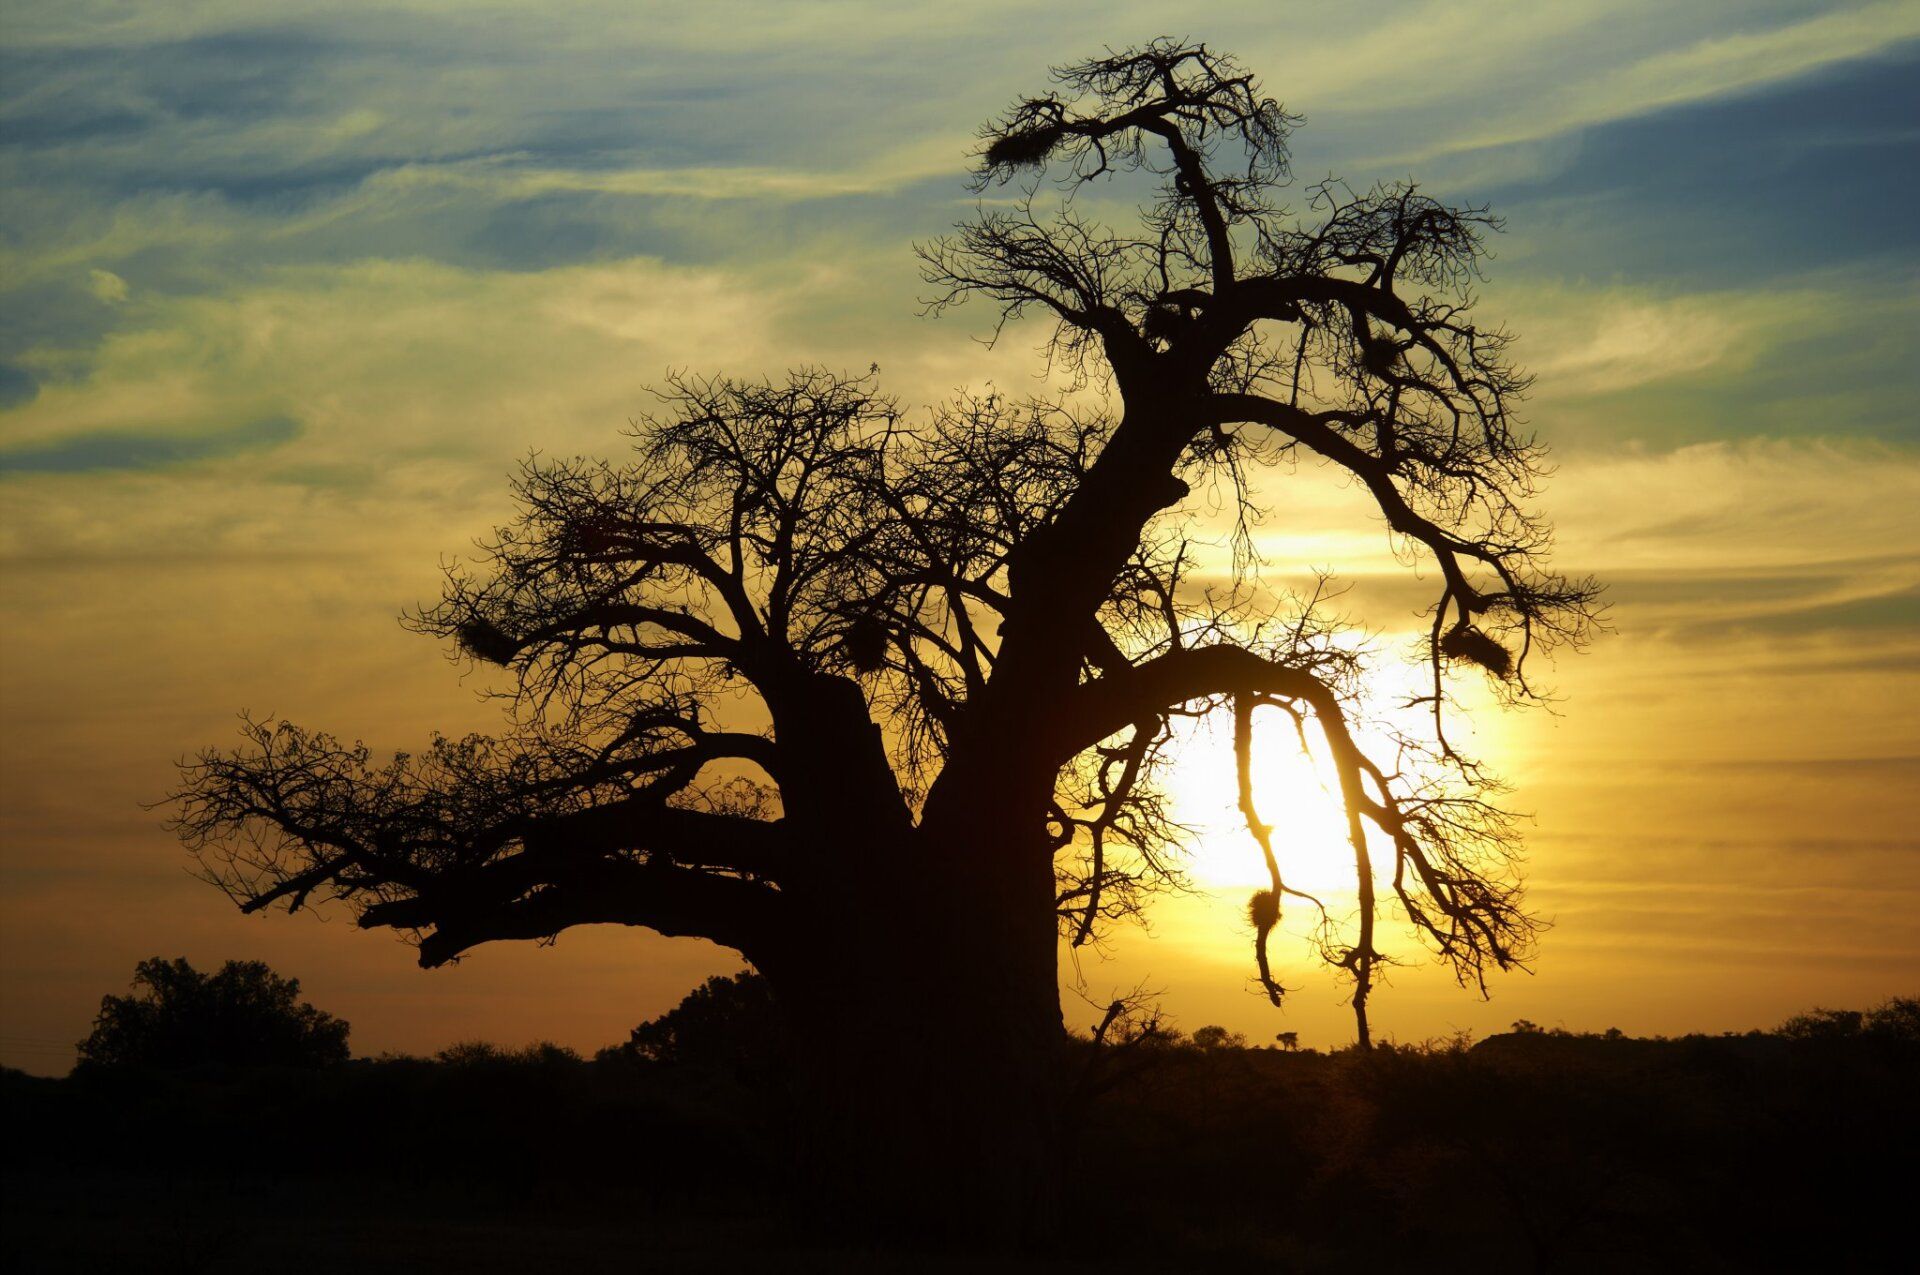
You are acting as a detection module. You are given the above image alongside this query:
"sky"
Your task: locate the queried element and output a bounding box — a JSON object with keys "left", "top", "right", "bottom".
{"left": 2, "top": 1, "right": 1917, "bottom": 1073}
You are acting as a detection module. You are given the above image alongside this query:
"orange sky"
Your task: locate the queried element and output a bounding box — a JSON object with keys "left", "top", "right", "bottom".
{"left": 3, "top": 2, "right": 1918, "bottom": 1072}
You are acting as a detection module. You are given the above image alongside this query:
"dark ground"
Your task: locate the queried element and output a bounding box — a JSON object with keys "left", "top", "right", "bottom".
{"left": 4, "top": 1020, "right": 1915, "bottom": 1272}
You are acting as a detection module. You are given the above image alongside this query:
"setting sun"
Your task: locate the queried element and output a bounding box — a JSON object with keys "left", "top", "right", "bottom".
{"left": 1158, "top": 652, "right": 1481, "bottom": 903}
{"left": 1162, "top": 709, "right": 1359, "bottom": 896}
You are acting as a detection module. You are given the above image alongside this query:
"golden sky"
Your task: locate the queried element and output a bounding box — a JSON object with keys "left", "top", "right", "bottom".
{"left": 3, "top": 1, "right": 1918, "bottom": 1072}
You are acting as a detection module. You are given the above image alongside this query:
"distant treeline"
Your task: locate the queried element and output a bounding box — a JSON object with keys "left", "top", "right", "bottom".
{"left": 5, "top": 982, "right": 1915, "bottom": 1271}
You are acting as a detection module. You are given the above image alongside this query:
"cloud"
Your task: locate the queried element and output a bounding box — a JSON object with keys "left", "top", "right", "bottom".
{"left": 1243, "top": 433, "right": 1920, "bottom": 583}
{"left": 1481, "top": 267, "right": 1919, "bottom": 448}
{"left": 1590, "top": 3, "right": 1920, "bottom": 121}
{"left": 0, "top": 251, "right": 1055, "bottom": 573}
{"left": 1516, "top": 292, "right": 1781, "bottom": 395}
{"left": 1464, "top": 47, "right": 1920, "bottom": 294}
{"left": 1431, "top": 1, "right": 1920, "bottom": 157}
{"left": 1214, "top": 432, "right": 1920, "bottom": 692}
{"left": 1548, "top": 437, "right": 1920, "bottom": 572}
{"left": 86, "top": 268, "right": 127, "bottom": 304}
{"left": 11, "top": 5, "right": 1912, "bottom": 271}
{"left": 0, "top": 364, "right": 37, "bottom": 410}
{"left": 5, "top": 2, "right": 1914, "bottom": 425}
{"left": 0, "top": 414, "right": 299, "bottom": 474}
{"left": 366, "top": 143, "right": 964, "bottom": 205}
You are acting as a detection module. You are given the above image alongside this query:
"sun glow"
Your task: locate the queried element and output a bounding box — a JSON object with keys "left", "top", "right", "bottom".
{"left": 1161, "top": 710, "right": 1362, "bottom": 897}
{"left": 1159, "top": 657, "right": 1470, "bottom": 900}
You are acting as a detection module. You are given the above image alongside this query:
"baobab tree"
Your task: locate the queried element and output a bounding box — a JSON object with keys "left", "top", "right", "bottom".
{"left": 173, "top": 41, "right": 1599, "bottom": 1235}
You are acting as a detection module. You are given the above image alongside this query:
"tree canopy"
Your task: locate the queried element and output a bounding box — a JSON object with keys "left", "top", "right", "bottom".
{"left": 605, "top": 970, "right": 782, "bottom": 1077}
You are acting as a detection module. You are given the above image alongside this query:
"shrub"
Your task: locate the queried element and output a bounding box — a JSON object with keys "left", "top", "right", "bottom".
{"left": 77, "top": 957, "right": 349, "bottom": 1071}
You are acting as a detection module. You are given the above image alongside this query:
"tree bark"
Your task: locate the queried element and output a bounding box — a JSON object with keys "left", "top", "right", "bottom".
{"left": 771, "top": 828, "right": 1065, "bottom": 1249}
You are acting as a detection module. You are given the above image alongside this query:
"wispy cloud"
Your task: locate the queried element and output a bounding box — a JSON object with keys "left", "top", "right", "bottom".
{"left": 1426, "top": 0, "right": 1920, "bottom": 159}
{"left": 0, "top": 414, "right": 298, "bottom": 474}
{"left": 1514, "top": 289, "right": 1796, "bottom": 395}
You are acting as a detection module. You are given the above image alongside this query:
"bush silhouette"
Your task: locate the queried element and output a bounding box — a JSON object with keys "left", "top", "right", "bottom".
{"left": 76, "top": 957, "right": 349, "bottom": 1071}
{"left": 1190, "top": 1024, "right": 1247, "bottom": 1051}
{"left": 1777, "top": 996, "right": 1919, "bottom": 1042}
{"left": 603, "top": 971, "right": 784, "bottom": 1082}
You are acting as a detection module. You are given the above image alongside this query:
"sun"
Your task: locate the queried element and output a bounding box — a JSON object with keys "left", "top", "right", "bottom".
{"left": 1159, "top": 709, "right": 1361, "bottom": 897}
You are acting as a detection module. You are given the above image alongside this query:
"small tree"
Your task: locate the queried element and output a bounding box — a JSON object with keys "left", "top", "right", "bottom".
{"left": 609, "top": 970, "right": 782, "bottom": 1074}
{"left": 77, "top": 957, "right": 350, "bottom": 1071}
{"left": 171, "top": 40, "right": 1599, "bottom": 1233}
{"left": 1191, "top": 1024, "right": 1247, "bottom": 1050}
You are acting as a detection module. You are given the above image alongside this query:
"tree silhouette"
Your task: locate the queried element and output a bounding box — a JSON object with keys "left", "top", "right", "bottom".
{"left": 607, "top": 970, "right": 782, "bottom": 1075}
{"left": 78, "top": 957, "right": 350, "bottom": 1071}
{"left": 172, "top": 40, "right": 1599, "bottom": 1234}
{"left": 1190, "top": 1024, "right": 1247, "bottom": 1051}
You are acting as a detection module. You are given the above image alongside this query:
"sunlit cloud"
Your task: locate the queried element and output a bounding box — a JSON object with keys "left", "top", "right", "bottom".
{"left": 1513, "top": 289, "right": 1801, "bottom": 395}
{"left": 1551, "top": 438, "right": 1920, "bottom": 573}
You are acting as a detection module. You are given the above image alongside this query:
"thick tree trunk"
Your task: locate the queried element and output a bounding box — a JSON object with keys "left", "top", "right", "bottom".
{"left": 771, "top": 833, "right": 1065, "bottom": 1249}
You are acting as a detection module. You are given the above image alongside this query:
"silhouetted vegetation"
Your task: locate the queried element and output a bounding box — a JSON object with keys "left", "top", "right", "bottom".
{"left": 1775, "top": 996, "right": 1920, "bottom": 1041}
{"left": 6, "top": 993, "right": 1914, "bottom": 1270}
{"left": 75, "top": 957, "right": 349, "bottom": 1072}
{"left": 598, "top": 970, "right": 788, "bottom": 1092}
